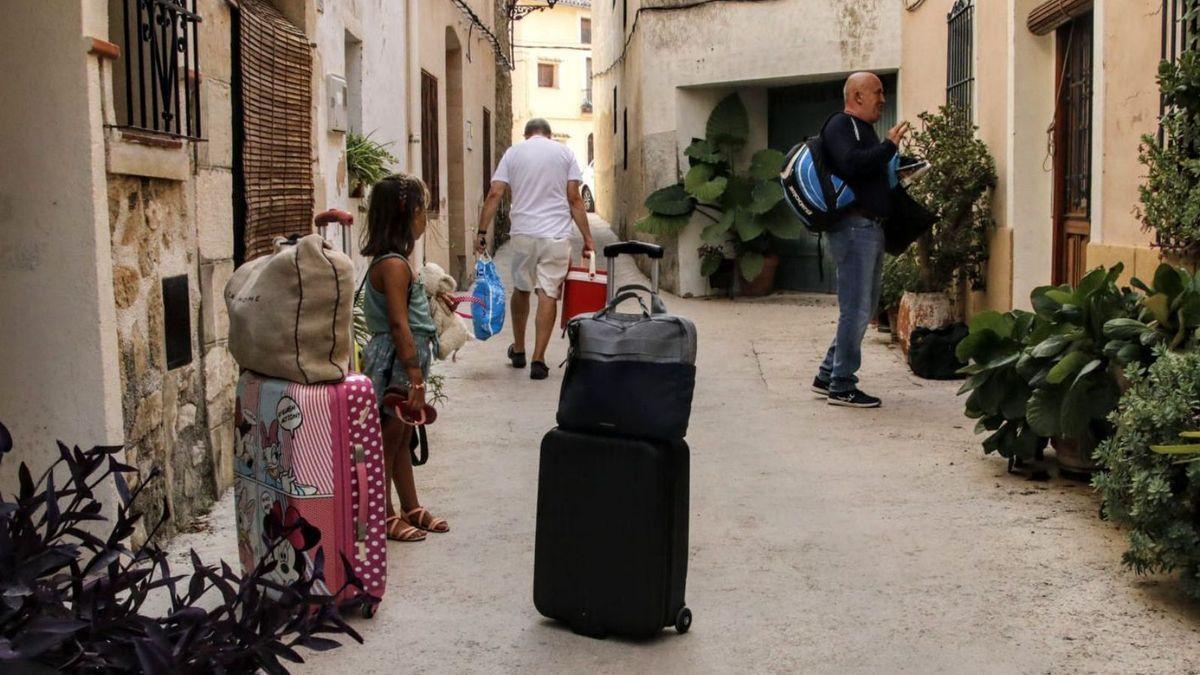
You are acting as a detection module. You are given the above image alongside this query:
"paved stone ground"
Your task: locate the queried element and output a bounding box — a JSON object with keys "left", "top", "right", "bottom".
{"left": 171, "top": 216, "right": 1200, "bottom": 673}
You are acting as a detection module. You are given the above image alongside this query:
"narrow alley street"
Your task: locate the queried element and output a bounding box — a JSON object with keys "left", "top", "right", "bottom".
{"left": 169, "top": 216, "right": 1200, "bottom": 673}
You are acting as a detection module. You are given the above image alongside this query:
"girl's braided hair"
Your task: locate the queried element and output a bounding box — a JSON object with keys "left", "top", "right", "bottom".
{"left": 360, "top": 173, "right": 430, "bottom": 258}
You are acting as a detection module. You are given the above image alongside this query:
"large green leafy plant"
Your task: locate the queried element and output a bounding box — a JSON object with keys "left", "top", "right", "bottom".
{"left": 905, "top": 106, "right": 996, "bottom": 291}
{"left": 957, "top": 309, "right": 1046, "bottom": 464}
{"left": 1019, "top": 266, "right": 1136, "bottom": 451}
{"left": 958, "top": 265, "right": 1139, "bottom": 463}
{"left": 1103, "top": 264, "right": 1200, "bottom": 366}
{"left": 1139, "top": 2, "right": 1200, "bottom": 258}
{"left": 637, "top": 94, "right": 802, "bottom": 282}
{"left": 1094, "top": 349, "right": 1200, "bottom": 598}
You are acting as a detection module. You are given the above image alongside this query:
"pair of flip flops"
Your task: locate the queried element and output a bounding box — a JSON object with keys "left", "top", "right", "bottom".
{"left": 382, "top": 386, "right": 435, "bottom": 467}
{"left": 382, "top": 386, "right": 438, "bottom": 426}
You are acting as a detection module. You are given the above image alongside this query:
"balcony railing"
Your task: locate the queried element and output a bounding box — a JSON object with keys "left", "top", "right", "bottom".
{"left": 117, "top": 0, "right": 203, "bottom": 140}
{"left": 581, "top": 88, "right": 593, "bottom": 114}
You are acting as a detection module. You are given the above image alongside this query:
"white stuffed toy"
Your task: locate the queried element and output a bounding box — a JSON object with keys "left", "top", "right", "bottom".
{"left": 420, "top": 262, "right": 472, "bottom": 360}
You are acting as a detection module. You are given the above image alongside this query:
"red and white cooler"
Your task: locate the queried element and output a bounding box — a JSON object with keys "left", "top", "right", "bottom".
{"left": 560, "top": 251, "right": 608, "bottom": 332}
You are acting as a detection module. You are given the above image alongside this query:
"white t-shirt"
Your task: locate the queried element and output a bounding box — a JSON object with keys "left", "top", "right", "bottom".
{"left": 492, "top": 135, "right": 583, "bottom": 239}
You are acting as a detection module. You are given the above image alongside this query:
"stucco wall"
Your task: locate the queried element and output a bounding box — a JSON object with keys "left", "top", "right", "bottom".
{"left": 419, "top": 0, "right": 500, "bottom": 284}
{"left": 901, "top": 0, "right": 1015, "bottom": 312}
{"left": 513, "top": 4, "right": 594, "bottom": 167}
{"left": 593, "top": 0, "right": 900, "bottom": 294}
{"left": 0, "top": 2, "right": 125, "bottom": 493}
{"left": 1088, "top": 0, "right": 1162, "bottom": 283}
{"left": 902, "top": 0, "right": 1163, "bottom": 313}
{"left": 313, "top": 0, "right": 412, "bottom": 275}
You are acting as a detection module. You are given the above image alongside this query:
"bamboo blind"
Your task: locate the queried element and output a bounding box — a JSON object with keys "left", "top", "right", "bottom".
{"left": 239, "top": 0, "right": 314, "bottom": 261}
{"left": 1027, "top": 0, "right": 1093, "bottom": 36}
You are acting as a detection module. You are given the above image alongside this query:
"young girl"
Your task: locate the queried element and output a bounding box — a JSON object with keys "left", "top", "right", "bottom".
{"left": 359, "top": 174, "right": 449, "bottom": 542}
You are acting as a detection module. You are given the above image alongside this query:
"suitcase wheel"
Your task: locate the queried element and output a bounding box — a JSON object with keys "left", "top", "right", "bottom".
{"left": 361, "top": 602, "right": 378, "bottom": 620}
{"left": 674, "top": 607, "right": 692, "bottom": 634}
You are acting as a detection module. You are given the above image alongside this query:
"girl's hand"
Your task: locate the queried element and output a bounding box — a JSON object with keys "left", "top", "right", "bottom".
{"left": 408, "top": 384, "right": 426, "bottom": 412}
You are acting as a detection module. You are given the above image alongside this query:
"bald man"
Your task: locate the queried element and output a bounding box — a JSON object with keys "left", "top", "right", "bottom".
{"left": 811, "top": 72, "right": 910, "bottom": 409}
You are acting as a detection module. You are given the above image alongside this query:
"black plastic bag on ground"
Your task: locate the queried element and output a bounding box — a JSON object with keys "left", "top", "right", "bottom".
{"left": 908, "top": 323, "right": 968, "bottom": 380}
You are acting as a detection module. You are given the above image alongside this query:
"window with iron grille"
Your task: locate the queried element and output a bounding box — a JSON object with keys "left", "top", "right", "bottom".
{"left": 946, "top": 0, "right": 974, "bottom": 118}
{"left": 1162, "top": 0, "right": 1200, "bottom": 141}
{"left": 581, "top": 17, "right": 592, "bottom": 44}
{"left": 421, "top": 70, "right": 440, "bottom": 211}
{"left": 112, "top": 0, "right": 204, "bottom": 139}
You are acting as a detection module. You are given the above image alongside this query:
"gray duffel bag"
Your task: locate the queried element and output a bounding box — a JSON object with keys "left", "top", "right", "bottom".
{"left": 556, "top": 242, "right": 697, "bottom": 441}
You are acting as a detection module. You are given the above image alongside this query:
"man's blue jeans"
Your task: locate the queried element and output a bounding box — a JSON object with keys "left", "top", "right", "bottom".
{"left": 818, "top": 215, "right": 885, "bottom": 394}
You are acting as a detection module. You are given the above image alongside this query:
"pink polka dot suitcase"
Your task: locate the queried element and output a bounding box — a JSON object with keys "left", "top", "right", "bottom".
{"left": 233, "top": 371, "right": 388, "bottom": 617}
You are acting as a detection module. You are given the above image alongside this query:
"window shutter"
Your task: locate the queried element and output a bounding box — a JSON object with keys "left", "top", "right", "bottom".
{"left": 1027, "top": 0, "right": 1093, "bottom": 36}
{"left": 238, "top": 0, "right": 314, "bottom": 262}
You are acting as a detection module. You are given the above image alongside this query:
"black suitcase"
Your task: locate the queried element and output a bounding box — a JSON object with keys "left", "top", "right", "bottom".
{"left": 533, "top": 428, "right": 692, "bottom": 639}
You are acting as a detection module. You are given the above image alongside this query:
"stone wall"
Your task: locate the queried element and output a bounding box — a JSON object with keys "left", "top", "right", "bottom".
{"left": 108, "top": 176, "right": 215, "bottom": 539}
{"left": 100, "top": 0, "right": 238, "bottom": 540}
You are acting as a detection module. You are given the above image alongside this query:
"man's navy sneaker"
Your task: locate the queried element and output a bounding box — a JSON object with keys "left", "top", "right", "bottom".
{"left": 827, "top": 388, "right": 881, "bottom": 408}
{"left": 811, "top": 377, "right": 831, "bottom": 397}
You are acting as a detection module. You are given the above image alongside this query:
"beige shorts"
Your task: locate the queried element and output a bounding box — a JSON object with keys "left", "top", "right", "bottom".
{"left": 510, "top": 235, "right": 571, "bottom": 299}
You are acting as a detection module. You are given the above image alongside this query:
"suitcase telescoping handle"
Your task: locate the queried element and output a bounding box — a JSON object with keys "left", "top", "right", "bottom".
{"left": 603, "top": 241, "right": 663, "bottom": 303}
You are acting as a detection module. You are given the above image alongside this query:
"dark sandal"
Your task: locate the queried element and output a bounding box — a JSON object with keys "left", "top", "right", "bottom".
{"left": 508, "top": 345, "right": 527, "bottom": 369}
{"left": 405, "top": 507, "right": 449, "bottom": 533}
{"left": 530, "top": 361, "right": 550, "bottom": 380}
{"left": 385, "top": 516, "right": 426, "bottom": 542}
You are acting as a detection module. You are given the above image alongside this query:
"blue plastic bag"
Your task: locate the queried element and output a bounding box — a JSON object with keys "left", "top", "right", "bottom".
{"left": 471, "top": 256, "right": 506, "bottom": 340}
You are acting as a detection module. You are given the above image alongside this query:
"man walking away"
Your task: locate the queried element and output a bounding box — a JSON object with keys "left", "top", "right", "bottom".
{"left": 477, "top": 118, "right": 596, "bottom": 380}
{"left": 812, "top": 72, "right": 910, "bottom": 408}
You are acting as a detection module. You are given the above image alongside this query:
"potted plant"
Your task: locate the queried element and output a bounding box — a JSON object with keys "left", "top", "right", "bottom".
{"left": 896, "top": 106, "right": 996, "bottom": 355}
{"left": 637, "top": 94, "right": 803, "bottom": 297}
{"left": 346, "top": 131, "right": 397, "bottom": 199}
{"left": 1017, "top": 266, "right": 1137, "bottom": 477}
{"left": 958, "top": 264, "right": 1141, "bottom": 477}
{"left": 957, "top": 308, "right": 1048, "bottom": 471}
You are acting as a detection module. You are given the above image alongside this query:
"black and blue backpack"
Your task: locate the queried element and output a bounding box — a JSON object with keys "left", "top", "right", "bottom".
{"left": 779, "top": 114, "right": 898, "bottom": 233}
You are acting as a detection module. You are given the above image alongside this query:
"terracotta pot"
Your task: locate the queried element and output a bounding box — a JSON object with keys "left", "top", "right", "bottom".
{"left": 896, "top": 291, "right": 956, "bottom": 359}
{"left": 350, "top": 182, "right": 365, "bottom": 199}
{"left": 1052, "top": 436, "right": 1100, "bottom": 479}
{"left": 739, "top": 253, "right": 780, "bottom": 297}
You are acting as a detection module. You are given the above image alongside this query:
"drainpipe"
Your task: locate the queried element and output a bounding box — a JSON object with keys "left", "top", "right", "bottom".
{"left": 406, "top": 0, "right": 423, "bottom": 262}
{"left": 406, "top": 0, "right": 421, "bottom": 176}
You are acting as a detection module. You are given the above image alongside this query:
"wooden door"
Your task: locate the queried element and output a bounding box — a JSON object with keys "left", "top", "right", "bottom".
{"left": 1053, "top": 13, "right": 1093, "bottom": 286}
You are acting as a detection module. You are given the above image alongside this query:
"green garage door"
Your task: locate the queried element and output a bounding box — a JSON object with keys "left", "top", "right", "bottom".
{"left": 767, "top": 75, "right": 897, "bottom": 293}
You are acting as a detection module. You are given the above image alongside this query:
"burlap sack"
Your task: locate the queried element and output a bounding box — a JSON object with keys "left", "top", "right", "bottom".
{"left": 225, "top": 235, "right": 355, "bottom": 384}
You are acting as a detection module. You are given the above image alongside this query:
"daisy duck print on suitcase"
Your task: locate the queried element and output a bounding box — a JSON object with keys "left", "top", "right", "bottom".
{"left": 233, "top": 371, "right": 388, "bottom": 618}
